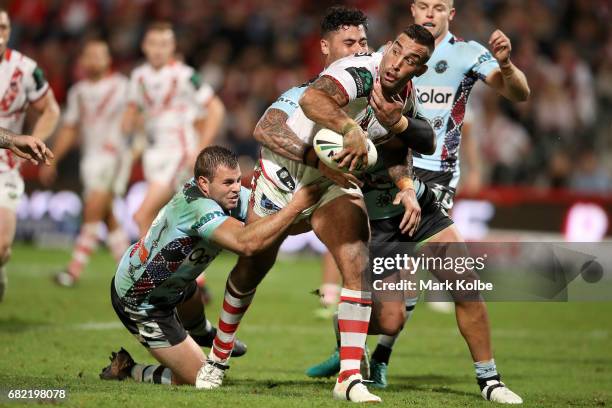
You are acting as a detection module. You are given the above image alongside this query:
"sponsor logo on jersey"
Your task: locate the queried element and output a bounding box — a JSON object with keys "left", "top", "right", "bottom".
{"left": 416, "top": 86, "right": 454, "bottom": 110}
{"left": 276, "top": 167, "right": 296, "bottom": 191}
{"left": 345, "top": 67, "right": 373, "bottom": 98}
{"left": 192, "top": 211, "right": 225, "bottom": 230}
{"left": 435, "top": 60, "right": 448, "bottom": 74}
{"left": 260, "top": 193, "right": 282, "bottom": 213}
{"left": 432, "top": 116, "right": 444, "bottom": 130}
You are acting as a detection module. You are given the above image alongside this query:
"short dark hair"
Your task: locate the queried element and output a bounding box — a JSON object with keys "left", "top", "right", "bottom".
{"left": 194, "top": 146, "right": 239, "bottom": 180}
{"left": 321, "top": 6, "right": 368, "bottom": 37}
{"left": 402, "top": 24, "right": 436, "bottom": 55}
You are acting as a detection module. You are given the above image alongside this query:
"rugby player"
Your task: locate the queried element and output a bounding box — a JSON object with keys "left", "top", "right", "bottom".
{"left": 39, "top": 40, "right": 132, "bottom": 287}
{"left": 122, "top": 22, "right": 225, "bottom": 237}
{"left": 100, "top": 146, "right": 321, "bottom": 386}
{"left": 0, "top": 9, "right": 60, "bottom": 302}
{"left": 308, "top": 0, "right": 529, "bottom": 403}
{"left": 0, "top": 126, "right": 53, "bottom": 165}
{"left": 197, "top": 23, "right": 436, "bottom": 403}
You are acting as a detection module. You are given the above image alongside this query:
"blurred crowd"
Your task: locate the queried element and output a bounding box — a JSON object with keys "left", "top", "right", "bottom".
{"left": 5, "top": 0, "right": 611, "bottom": 193}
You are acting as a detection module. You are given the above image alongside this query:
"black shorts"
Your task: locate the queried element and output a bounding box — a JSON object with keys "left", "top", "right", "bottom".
{"left": 110, "top": 278, "right": 197, "bottom": 349}
{"left": 370, "top": 182, "right": 453, "bottom": 245}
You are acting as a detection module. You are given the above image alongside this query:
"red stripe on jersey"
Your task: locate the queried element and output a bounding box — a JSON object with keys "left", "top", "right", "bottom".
{"left": 218, "top": 321, "right": 239, "bottom": 333}
{"left": 162, "top": 77, "right": 178, "bottom": 109}
{"left": 339, "top": 296, "right": 372, "bottom": 305}
{"left": 338, "top": 319, "right": 369, "bottom": 333}
{"left": 222, "top": 299, "right": 249, "bottom": 315}
{"left": 258, "top": 158, "right": 278, "bottom": 186}
{"left": 5, "top": 48, "right": 12, "bottom": 61}
{"left": 6, "top": 151, "right": 16, "bottom": 169}
{"left": 340, "top": 346, "right": 365, "bottom": 361}
{"left": 94, "top": 82, "right": 119, "bottom": 117}
{"left": 321, "top": 75, "right": 349, "bottom": 102}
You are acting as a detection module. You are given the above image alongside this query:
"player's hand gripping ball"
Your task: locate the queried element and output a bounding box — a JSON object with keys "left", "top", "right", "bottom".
{"left": 313, "top": 128, "right": 377, "bottom": 174}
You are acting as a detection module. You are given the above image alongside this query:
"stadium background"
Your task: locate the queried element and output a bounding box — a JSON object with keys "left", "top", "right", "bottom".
{"left": 1, "top": 2, "right": 612, "bottom": 407}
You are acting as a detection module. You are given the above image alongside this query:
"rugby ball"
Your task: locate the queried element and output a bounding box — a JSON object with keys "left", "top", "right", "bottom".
{"left": 313, "top": 128, "right": 378, "bottom": 173}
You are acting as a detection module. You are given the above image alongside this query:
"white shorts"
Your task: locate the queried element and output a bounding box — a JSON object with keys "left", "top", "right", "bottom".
{"left": 143, "top": 148, "right": 193, "bottom": 190}
{"left": 80, "top": 151, "right": 132, "bottom": 197}
{"left": 0, "top": 169, "right": 24, "bottom": 212}
{"left": 250, "top": 160, "right": 362, "bottom": 223}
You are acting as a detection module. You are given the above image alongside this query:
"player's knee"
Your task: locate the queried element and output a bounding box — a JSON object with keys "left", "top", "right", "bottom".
{"left": 378, "top": 311, "right": 405, "bottom": 336}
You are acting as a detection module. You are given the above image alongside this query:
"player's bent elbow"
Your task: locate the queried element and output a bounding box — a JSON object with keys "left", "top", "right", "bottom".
{"left": 252, "top": 122, "right": 265, "bottom": 143}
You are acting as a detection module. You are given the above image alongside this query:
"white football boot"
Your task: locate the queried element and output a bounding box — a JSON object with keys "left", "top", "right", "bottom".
{"left": 195, "top": 360, "right": 229, "bottom": 389}
{"left": 333, "top": 373, "right": 381, "bottom": 403}
{"left": 480, "top": 377, "right": 523, "bottom": 404}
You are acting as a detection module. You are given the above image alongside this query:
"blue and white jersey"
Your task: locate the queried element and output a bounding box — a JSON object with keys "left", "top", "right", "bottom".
{"left": 114, "top": 178, "right": 250, "bottom": 311}
{"left": 412, "top": 31, "right": 499, "bottom": 189}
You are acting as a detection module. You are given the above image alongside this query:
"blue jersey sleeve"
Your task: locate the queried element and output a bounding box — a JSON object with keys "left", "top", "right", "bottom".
{"left": 268, "top": 86, "right": 306, "bottom": 116}
{"left": 191, "top": 200, "right": 229, "bottom": 240}
{"left": 466, "top": 41, "right": 499, "bottom": 81}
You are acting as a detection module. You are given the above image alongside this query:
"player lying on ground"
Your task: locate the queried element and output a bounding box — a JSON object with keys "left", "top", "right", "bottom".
{"left": 39, "top": 39, "right": 132, "bottom": 287}
{"left": 197, "top": 24, "right": 436, "bottom": 403}
{"left": 101, "top": 146, "right": 321, "bottom": 386}
{"left": 0, "top": 126, "right": 53, "bottom": 165}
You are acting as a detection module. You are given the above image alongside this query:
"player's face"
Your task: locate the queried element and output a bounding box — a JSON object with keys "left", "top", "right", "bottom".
{"left": 379, "top": 34, "right": 430, "bottom": 93}
{"left": 411, "top": 0, "right": 455, "bottom": 40}
{"left": 80, "top": 42, "right": 111, "bottom": 78}
{"left": 321, "top": 24, "right": 368, "bottom": 66}
{"left": 0, "top": 12, "right": 11, "bottom": 57}
{"left": 142, "top": 29, "right": 175, "bottom": 68}
{"left": 202, "top": 165, "right": 242, "bottom": 211}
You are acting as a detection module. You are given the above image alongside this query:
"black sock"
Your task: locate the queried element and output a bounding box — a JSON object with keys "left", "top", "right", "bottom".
{"left": 371, "top": 344, "right": 392, "bottom": 365}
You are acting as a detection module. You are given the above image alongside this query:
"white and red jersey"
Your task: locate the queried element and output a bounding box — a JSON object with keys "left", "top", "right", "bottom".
{"left": 63, "top": 72, "right": 128, "bottom": 157}
{"left": 260, "top": 51, "right": 418, "bottom": 191}
{"left": 0, "top": 48, "right": 50, "bottom": 172}
{"left": 127, "top": 60, "right": 214, "bottom": 150}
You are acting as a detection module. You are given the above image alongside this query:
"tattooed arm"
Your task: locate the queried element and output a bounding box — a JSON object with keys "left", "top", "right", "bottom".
{"left": 0, "top": 127, "right": 54, "bottom": 165}
{"left": 300, "top": 76, "right": 369, "bottom": 172}
{"left": 0, "top": 127, "right": 17, "bottom": 149}
{"left": 380, "top": 143, "right": 421, "bottom": 236}
{"left": 253, "top": 107, "right": 362, "bottom": 189}
{"left": 253, "top": 108, "right": 307, "bottom": 162}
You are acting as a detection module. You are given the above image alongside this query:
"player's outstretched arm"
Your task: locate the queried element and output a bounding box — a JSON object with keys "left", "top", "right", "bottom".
{"left": 0, "top": 127, "right": 54, "bottom": 165}
{"left": 30, "top": 90, "right": 60, "bottom": 142}
{"left": 197, "top": 95, "right": 225, "bottom": 151}
{"left": 485, "top": 29, "right": 530, "bottom": 102}
{"left": 300, "top": 76, "right": 369, "bottom": 172}
{"left": 210, "top": 183, "right": 322, "bottom": 257}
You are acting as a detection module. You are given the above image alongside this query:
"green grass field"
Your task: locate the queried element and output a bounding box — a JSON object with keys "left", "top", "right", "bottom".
{"left": 1, "top": 244, "right": 611, "bottom": 407}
